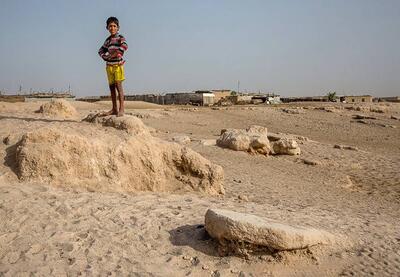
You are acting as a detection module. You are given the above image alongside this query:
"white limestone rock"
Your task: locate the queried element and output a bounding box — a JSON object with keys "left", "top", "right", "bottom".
{"left": 216, "top": 125, "right": 271, "bottom": 155}
{"left": 271, "top": 138, "right": 301, "bottom": 155}
{"left": 205, "top": 209, "right": 334, "bottom": 251}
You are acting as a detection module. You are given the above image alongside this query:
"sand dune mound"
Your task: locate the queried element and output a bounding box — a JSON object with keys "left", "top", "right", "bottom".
{"left": 36, "top": 99, "right": 78, "bottom": 118}
{"left": 15, "top": 126, "right": 224, "bottom": 195}
{"left": 83, "top": 113, "right": 150, "bottom": 135}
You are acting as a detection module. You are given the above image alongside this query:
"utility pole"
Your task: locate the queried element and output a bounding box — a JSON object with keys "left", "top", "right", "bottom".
{"left": 237, "top": 80, "right": 240, "bottom": 95}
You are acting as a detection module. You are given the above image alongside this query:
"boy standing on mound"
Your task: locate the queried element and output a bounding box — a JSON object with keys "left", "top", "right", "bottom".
{"left": 98, "top": 16, "right": 128, "bottom": 117}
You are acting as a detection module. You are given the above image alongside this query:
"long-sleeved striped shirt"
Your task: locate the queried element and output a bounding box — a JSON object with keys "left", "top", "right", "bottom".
{"left": 98, "top": 33, "right": 128, "bottom": 65}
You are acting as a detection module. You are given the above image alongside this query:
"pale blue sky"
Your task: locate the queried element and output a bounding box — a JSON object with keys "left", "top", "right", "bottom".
{"left": 0, "top": 0, "right": 399, "bottom": 96}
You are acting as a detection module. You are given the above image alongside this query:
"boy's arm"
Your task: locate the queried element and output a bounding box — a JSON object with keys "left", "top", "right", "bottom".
{"left": 98, "top": 40, "right": 110, "bottom": 61}
{"left": 98, "top": 46, "right": 109, "bottom": 61}
{"left": 118, "top": 36, "right": 128, "bottom": 54}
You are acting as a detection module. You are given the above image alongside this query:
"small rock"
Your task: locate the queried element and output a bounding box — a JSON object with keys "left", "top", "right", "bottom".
{"left": 271, "top": 138, "right": 301, "bottom": 155}
{"left": 172, "top": 135, "right": 191, "bottom": 144}
{"left": 238, "top": 195, "right": 249, "bottom": 201}
{"left": 3, "top": 135, "right": 11, "bottom": 145}
{"left": 281, "top": 108, "right": 304, "bottom": 114}
{"left": 353, "top": 114, "right": 376, "bottom": 120}
{"left": 379, "top": 124, "right": 396, "bottom": 128}
{"left": 267, "top": 133, "right": 284, "bottom": 142}
{"left": 191, "top": 256, "right": 200, "bottom": 266}
{"left": 355, "top": 119, "right": 369, "bottom": 124}
{"left": 390, "top": 115, "right": 400, "bottom": 120}
{"left": 202, "top": 265, "right": 210, "bottom": 270}
{"left": 334, "top": 144, "right": 358, "bottom": 151}
{"left": 302, "top": 159, "right": 320, "bottom": 166}
{"left": 211, "top": 270, "right": 221, "bottom": 277}
{"left": 182, "top": 255, "right": 191, "bottom": 260}
{"left": 296, "top": 135, "right": 309, "bottom": 142}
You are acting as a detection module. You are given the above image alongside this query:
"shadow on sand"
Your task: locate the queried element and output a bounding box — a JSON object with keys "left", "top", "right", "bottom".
{"left": 168, "top": 224, "right": 220, "bottom": 257}
{"left": 3, "top": 143, "right": 19, "bottom": 177}
{"left": 0, "top": 115, "right": 78, "bottom": 123}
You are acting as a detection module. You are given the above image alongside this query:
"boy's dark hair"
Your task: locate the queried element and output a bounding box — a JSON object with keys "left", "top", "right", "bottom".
{"left": 106, "top": 17, "right": 119, "bottom": 27}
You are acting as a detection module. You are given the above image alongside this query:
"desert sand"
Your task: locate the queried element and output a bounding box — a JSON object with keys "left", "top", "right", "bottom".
{"left": 0, "top": 100, "right": 399, "bottom": 276}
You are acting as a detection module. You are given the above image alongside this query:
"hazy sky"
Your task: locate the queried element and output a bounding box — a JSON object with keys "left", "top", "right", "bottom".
{"left": 0, "top": 0, "right": 399, "bottom": 97}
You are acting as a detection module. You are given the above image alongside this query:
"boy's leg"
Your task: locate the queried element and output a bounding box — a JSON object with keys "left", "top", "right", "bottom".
{"left": 115, "top": 81, "right": 125, "bottom": 117}
{"left": 102, "top": 84, "right": 118, "bottom": 116}
{"left": 110, "top": 83, "right": 118, "bottom": 115}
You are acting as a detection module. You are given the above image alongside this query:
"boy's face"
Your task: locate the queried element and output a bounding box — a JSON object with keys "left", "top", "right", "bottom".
{"left": 107, "top": 22, "right": 119, "bottom": 35}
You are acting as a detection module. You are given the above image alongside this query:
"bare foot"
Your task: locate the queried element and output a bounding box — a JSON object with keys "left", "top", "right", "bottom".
{"left": 117, "top": 110, "right": 125, "bottom": 117}
{"left": 99, "top": 110, "right": 117, "bottom": 117}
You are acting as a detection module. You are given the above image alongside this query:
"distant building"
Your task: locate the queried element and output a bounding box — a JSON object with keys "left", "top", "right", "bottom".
{"left": 280, "top": 96, "right": 329, "bottom": 103}
{"left": 210, "top": 90, "right": 232, "bottom": 102}
{"left": 77, "top": 96, "right": 101, "bottom": 102}
{"left": 201, "top": 93, "right": 215, "bottom": 106}
{"left": 125, "top": 92, "right": 214, "bottom": 106}
{"left": 266, "top": 96, "right": 281, "bottom": 104}
{"left": 227, "top": 95, "right": 253, "bottom": 105}
{"left": 165, "top": 92, "right": 202, "bottom": 105}
{"left": 340, "top": 95, "right": 373, "bottom": 103}
{"left": 375, "top": 96, "right": 400, "bottom": 103}
{"left": 0, "top": 95, "right": 25, "bottom": 103}
{"left": 0, "top": 92, "right": 75, "bottom": 102}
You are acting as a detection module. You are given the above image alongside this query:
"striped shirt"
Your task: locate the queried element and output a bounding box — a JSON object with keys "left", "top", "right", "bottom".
{"left": 98, "top": 33, "right": 128, "bottom": 65}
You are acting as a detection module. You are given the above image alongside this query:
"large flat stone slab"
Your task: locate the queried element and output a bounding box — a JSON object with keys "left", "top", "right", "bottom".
{"left": 205, "top": 209, "right": 334, "bottom": 251}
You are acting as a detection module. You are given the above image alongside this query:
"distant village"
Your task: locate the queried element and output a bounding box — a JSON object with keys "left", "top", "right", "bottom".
{"left": 0, "top": 89, "right": 399, "bottom": 105}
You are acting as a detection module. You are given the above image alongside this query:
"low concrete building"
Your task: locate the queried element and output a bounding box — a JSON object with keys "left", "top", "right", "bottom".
{"left": 227, "top": 95, "right": 253, "bottom": 105}
{"left": 341, "top": 95, "right": 373, "bottom": 103}
{"left": 202, "top": 93, "right": 215, "bottom": 106}
{"left": 267, "top": 96, "right": 281, "bottom": 104}
{"left": 211, "top": 90, "right": 232, "bottom": 102}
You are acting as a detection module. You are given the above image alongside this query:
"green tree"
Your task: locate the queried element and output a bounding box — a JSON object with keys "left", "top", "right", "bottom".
{"left": 327, "top": 91, "right": 337, "bottom": 102}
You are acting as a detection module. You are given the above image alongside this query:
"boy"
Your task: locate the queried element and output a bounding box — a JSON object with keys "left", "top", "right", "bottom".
{"left": 98, "top": 16, "right": 128, "bottom": 117}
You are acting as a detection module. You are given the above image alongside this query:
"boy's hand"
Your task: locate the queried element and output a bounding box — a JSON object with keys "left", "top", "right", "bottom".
{"left": 110, "top": 49, "right": 124, "bottom": 59}
{"left": 101, "top": 52, "right": 110, "bottom": 61}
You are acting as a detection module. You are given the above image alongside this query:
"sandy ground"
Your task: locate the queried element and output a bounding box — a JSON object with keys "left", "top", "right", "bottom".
{"left": 0, "top": 100, "right": 399, "bottom": 276}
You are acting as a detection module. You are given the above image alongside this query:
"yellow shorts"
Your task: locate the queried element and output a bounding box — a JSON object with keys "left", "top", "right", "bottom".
{"left": 106, "top": 65, "right": 125, "bottom": 85}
